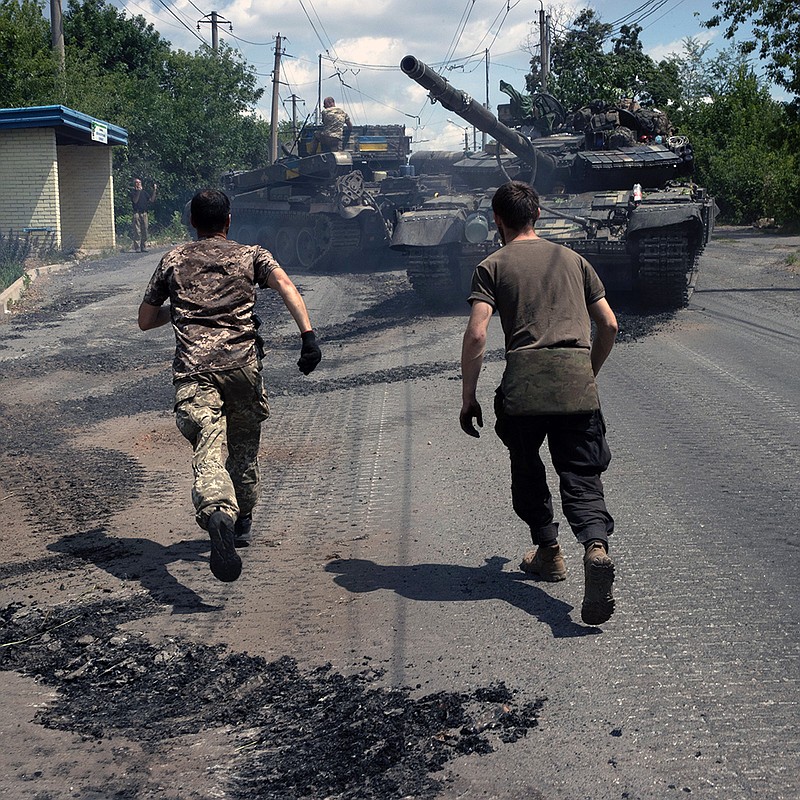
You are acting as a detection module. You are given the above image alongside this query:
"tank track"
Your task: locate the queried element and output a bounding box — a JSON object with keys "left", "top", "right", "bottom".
{"left": 636, "top": 232, "right": 697, "bottom": 308}
{"left": 406, "top": 244, "right": 484, "bottom": 307}
{"left": 322, "top": 216, "right": 362, "bottom": 265}
{"left": 406, "top": 246, "right": 458, "bottom": 307}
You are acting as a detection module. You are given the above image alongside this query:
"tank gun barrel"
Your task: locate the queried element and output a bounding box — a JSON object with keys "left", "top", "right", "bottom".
{"left": 400, "top": 55, "right": 555, "bottom": 180}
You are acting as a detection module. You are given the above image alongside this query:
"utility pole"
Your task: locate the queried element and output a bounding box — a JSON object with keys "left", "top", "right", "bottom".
{"left": 483, "top": 48, "right": 490, "bottom": 149}
{"left": 50, "top": 0, "right": 65, "bottom": 70}
{"left": 317, "top": 55, "right": 322, "bottom": 124}
{"left": 289, "top": 93, "right": 302, "bottom": 144}
{"left": 546, "top": 12, "right": 551, "bottom": 90}
{"left": 538, "top": 2, "right": 548, "bottom": 92}
{"left": 270, "top": 34, "right": 283, "bottom": 164}
{"left": 197, "top": 11, "right": 232, "bottom": 52}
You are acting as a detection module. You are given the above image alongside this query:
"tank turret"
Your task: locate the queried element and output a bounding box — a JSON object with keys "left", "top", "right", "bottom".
{"left": 394, "top": 55, "right": 717, "bottom": 308}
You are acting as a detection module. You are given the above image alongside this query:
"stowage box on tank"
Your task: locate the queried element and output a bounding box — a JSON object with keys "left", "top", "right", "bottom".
{"left": 393, "top": 55, "right": 717, "bottom": 308}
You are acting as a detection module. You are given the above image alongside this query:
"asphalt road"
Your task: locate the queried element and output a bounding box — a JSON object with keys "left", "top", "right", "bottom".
{"left": 0, "top": 226, "right": 797, "bottom": 800}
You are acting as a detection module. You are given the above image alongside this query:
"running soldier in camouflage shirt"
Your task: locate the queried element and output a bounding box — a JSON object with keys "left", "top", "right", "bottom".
{"left": 138, "top": 189, "right": 322, "bottom": 582}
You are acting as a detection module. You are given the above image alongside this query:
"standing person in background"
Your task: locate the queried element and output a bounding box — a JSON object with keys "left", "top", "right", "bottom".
{"left": 137, "top": 189, "right": 322, "bottom": 583}
{"left": 314, "top": 97, "right": 352, "bottom": 152}
{"left": 459, "top": 181, "right": 619, "bottom": 625}
{"left": 130, "top": 178, "right": 157, "bottom": 252}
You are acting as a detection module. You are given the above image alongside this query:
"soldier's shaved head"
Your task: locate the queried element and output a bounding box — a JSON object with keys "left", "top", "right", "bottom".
{"left": 190, "top": 189, "right": 230, "bottom": 233}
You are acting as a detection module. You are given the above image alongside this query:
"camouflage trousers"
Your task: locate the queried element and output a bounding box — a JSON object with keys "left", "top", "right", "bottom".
{"left": 174, "top": 363, "right": 270, "bottom": 530}
{"left": 313, "top": 131, "right": 342, "bottom": 152}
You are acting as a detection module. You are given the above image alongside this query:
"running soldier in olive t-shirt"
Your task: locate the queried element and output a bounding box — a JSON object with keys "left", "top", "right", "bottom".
{"left": 138, "top": 189, "right": 322, "bottom": 582}
{"left": 460, "top": 181, "right": 619, "bottom": 625}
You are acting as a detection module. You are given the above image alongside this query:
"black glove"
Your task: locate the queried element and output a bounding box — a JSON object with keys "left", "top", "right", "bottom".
{"left": 252, "top": 313, "right": 265, "bottom": 359}
{"left": 297, "top": 330, "right": 321, "bottom": 375}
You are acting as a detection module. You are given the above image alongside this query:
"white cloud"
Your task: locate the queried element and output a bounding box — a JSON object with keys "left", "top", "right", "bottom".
{"left": 647, "top": 30, "right": 717, "bottom": 62}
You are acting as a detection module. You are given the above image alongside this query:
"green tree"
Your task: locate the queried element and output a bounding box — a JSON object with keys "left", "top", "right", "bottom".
{"left": 544, "top": 9, "right": 614, "bottom": 108}
{"left": 532, "top": 10, "right": 682, "bottom": 111}
{"left": 142, "top": 45, "right": 268, "bottom": 209}
{"left": 0, "top": 0, "right": 58, "bottom": 107}
{"left": 60, "top": 2, "right": 270, "bottom": 227}
{"left": 704, "top": 0, "right": 800, "bottom": 98}
{"left": 62, "top": 0, "right": 169, "bottom": 124}
{"left": 608, "top": 23, "right": 682, "bottom": 108}
{"left": 681, "top": 63, "right": 799, "bottom": 224}
{"left": 65, "top": 0, "right": 170, "bottom": 81}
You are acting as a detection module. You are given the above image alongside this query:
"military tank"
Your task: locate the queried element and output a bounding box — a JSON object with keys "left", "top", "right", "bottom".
{"left": 225, "top": 123, "right": 411, "bottom": 271}
{"left": 395, "top": 55, "right": 717, "bottom": 307}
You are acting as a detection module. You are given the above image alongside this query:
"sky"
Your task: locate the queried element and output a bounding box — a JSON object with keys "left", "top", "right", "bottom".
{"left": 105, "top": 0, "right": 757, "bottom": 151}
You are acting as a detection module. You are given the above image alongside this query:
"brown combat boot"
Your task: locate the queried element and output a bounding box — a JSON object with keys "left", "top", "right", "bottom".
{"left": 520, "top": 544, "right": 567, "bottom": 582}
{"left": 581, "top": 540, "right": 615, "bottom": 625}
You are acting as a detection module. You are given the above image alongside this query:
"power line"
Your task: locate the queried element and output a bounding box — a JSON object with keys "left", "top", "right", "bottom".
{"left": 155, "top": 0, "right": 207, "bottom": 45}
{"left": 108, "top": 0, "right": 205, "bottom": 41}
{"left": 228, "top": 32, "right": 275, "bottom": 47}
{"left": 441, "top": 0, "right": 477, "bottom": 69}
{"left": 295, "top": 0, "right": 334, "bottom": 58}
{"left": 639, "top": 0, "right": 691, "bottom": 32}
{"left": 606, "top": 0, "right": 654, "bottom": 28}
{"left": 182, "top": 0, "right": 206, "bottom": 15}
{"left": 470, "top": 0, "right": 522, "bottom": 57}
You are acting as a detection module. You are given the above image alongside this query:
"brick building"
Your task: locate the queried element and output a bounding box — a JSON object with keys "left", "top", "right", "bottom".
{"left": 0, "top": 106, "right": 127, "bottom": 251}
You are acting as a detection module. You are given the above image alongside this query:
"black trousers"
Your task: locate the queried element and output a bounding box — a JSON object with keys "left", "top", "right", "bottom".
{"left": 494, "top": 389, "right": 615, "bottom": 547}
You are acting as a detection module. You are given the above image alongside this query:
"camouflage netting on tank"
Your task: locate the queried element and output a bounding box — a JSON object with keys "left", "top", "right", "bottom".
{"left": 0, "top": 597, "right": 545, "bottom": 800}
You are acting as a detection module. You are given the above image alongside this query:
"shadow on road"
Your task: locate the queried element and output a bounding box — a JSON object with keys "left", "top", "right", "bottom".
{"left": 48, "top": 528, "right": 221, "bottom": 614}
{"left": 325, "top": 555, "right": 602, "bottom": 638}
{"left": 693, "top": 286, "right": 800, "bottom": 293}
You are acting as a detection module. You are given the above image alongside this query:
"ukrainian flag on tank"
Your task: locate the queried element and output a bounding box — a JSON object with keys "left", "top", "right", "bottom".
{"left": 358, "top": 136, "right": 388, "bottom": 152}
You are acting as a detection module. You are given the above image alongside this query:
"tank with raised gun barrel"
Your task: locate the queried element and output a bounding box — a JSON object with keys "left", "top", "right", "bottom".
{"left": 224, "top": 123, "right": 412, "bottom": 272}
{"left": 394, "top": 55, "right": 717, "bottom": 307}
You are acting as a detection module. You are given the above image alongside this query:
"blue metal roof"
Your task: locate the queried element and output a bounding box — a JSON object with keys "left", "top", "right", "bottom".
{"left": 0, "top": 105, "right": 127, "bottom": 146}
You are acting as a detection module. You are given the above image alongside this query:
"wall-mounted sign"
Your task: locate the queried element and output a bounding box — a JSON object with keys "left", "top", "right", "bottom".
{"left": 91, "top": 122, "right": 108, "bottom": 144}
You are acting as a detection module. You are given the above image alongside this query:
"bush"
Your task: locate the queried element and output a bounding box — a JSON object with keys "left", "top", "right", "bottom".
{"left": 0, "top": 229, "right": 34, "bottom": 291}
{"left": 0, "top": 228, "right": 60, "bottom": 291}
{"left": 154, "top": 210, "right": 190, "bottom": 244}
{"left": 701, "top": 145, "right": 800, "bottom": 225}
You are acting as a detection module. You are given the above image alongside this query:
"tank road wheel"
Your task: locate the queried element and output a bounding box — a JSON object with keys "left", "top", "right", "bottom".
{"left": 274, "top": 227, "right": 298, "bottom": 268}
{"left": 295, "top": 227, "right": 321, "bottom": 271}
{"left": 256, "top": 224, "right": 278, "bottom": 251}
{"left": 636, "top": 232, "right": 693, "bottom": 308}
{"left": 228, "top": 210, "right": 258, "bottom": 244}
{"left": 230, "top": 225, "right": 255, "bottom": 245}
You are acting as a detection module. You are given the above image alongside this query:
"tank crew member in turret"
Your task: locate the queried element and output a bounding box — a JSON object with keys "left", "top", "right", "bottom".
{"left": 315, "top": 96, "right": 352, "bottom": 152}
{"left": 138, "top": 189, "right": 322, "bottom": 583}
{"left": 459, "top": 181, "right": 619, "bottom": 625}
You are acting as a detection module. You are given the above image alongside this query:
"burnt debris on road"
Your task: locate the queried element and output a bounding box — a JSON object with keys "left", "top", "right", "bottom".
{"left": 0, "top": 595, "right": 544, "bottom": 800}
